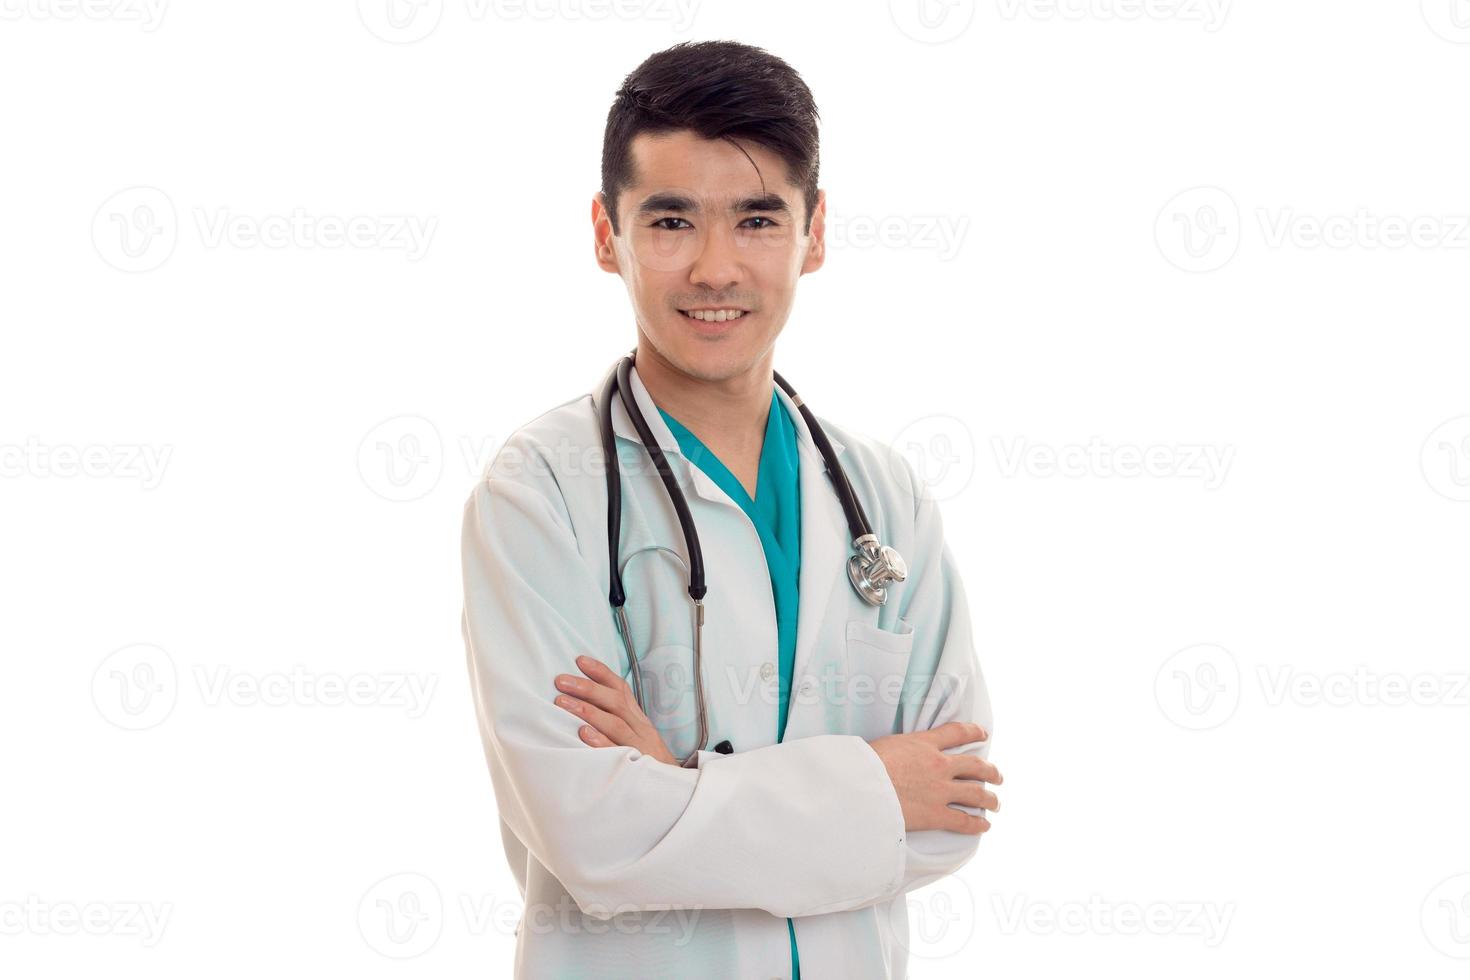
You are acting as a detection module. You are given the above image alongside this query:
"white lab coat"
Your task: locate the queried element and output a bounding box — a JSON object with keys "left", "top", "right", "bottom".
{"left": 461, "top": 357, "right": 994, "bottom": 979}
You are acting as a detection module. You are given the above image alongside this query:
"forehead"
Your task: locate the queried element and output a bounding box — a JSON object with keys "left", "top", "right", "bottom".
{"left": 624, "top": 130, "right": 796, "bottom": 206}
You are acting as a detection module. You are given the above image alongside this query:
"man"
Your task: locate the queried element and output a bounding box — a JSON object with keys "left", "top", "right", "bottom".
{"left": 461, "top": 40, "right": 1001, "bottom": 979}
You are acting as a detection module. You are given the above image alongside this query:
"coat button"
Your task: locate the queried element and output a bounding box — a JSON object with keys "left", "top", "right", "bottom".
{"left": 799, "top": 679, "right": 813, "bottom": 696}
{"left": 760, "top": 661, "right": 776, "bottom": 682}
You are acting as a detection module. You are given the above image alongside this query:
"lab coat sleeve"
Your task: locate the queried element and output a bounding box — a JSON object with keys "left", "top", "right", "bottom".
{"left": 461, "top": 464, "right": 907, "bottom": 920}
{"left": 859, "top": 454, "right": 996, "bottom": 905}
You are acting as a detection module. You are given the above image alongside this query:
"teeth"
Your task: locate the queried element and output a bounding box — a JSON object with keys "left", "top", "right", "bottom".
{"left": 684, "top": 309, "right": 745, "bottom": 322}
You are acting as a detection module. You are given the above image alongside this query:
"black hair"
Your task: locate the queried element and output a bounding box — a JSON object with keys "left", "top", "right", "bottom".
{"left": 599, "top": 40, "right": 821, "bottom": 238}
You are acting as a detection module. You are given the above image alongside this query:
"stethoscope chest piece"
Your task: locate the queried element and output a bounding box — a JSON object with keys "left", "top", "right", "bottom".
{"left": 848, "top": 533, "right": 908, "bottom": 606}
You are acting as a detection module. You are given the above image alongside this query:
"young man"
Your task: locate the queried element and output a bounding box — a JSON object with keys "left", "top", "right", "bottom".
{"left": 462, "top": 40, "right": 1000, "bottom": 978}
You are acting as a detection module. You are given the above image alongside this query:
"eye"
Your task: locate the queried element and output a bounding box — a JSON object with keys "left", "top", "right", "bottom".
{"left": 742, "top": 216, "right": 778, "bottom": 230}
{"left": 651, "top": 217, "right": 692, "bottom": 231}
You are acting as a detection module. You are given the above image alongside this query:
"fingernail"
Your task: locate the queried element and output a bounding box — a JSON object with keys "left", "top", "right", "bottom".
{"left": 555, "top": 695, "right": 571, "bottom": 708}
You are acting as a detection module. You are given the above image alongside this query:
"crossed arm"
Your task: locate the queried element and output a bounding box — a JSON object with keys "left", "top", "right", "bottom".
{"left": 462, "top": 443, "right": 1001, "bottom": 919}
{"left": 552, "top": 654, "right": 1002, "bottom": 836}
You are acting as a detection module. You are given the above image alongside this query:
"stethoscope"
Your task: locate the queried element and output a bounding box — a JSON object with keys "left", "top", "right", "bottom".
{"left": 595, "top": 351, "right": 908, "bottom": 764}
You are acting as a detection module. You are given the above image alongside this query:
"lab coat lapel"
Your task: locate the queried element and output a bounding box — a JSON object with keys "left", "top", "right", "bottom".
{"left": 773, "top": 383, "right": 850, "bottom": 696}
{"left": 594, "top": 356, "right": 741, "bottom": 510}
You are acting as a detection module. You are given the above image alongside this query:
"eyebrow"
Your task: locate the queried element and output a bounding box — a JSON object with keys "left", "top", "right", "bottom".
{"left": 634, "top": 192, "right": 793, "bottom": 217}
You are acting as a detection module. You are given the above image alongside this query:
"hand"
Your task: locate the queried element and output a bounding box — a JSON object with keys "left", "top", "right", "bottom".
{"left": 867, "top": 721, "right": 1001, "bottom": 834}
{"left": 553, "top": 655, "right": 679, "bottom": 765}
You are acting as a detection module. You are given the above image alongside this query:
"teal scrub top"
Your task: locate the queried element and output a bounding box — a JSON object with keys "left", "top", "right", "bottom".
{"left": 658, "top": 386, "right": 803, "bottom": 980}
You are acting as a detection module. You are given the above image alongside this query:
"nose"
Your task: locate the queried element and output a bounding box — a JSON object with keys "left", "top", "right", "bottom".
{"left": 686, "top": 221, "right": 744, "bottom": 294}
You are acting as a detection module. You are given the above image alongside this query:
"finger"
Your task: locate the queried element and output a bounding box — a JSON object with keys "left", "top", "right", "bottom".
{"left": 936, "top": 805, "right": 991, "bottom": 835}
{"left": 950, "top": 754, "right": 1003, "bottom": 785}
{"left": 576, "top": 655, "right": 632, "bottom": 695}
{"left": 554, "top": 695, "right": 635, "bottom": 744}
{"left": 577, "top": 724, "right": 615, "bottom": 748}
{"left": 923, "top": 721, "right": 988, "bottom": 750}
{"left": 949, "top": 781, "right": 1000, "bottom": 812}
{"left": 555, "top": 671, "right": 633, "bottom": 718}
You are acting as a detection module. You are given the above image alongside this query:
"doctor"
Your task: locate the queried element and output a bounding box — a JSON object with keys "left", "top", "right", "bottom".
{"left": 461, "top": 40, "right": 1001, "bottom": 979}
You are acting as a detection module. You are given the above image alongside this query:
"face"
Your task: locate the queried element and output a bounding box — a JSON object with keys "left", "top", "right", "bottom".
{"left": 592, "top": 129, "right": 826, "bottom": 383}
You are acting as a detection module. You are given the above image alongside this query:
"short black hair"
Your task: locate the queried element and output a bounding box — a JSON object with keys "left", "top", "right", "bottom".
{"left": 600, "top": 40, "right": 821, "bottom": 238}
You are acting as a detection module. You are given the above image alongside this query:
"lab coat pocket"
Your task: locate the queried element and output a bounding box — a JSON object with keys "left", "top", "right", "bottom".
{"left": 843, "top": 617, "right": 915, "bottom": 738}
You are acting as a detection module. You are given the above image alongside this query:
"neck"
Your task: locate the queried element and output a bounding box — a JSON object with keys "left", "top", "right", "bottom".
{"left": 633, "top": 339, "right": 774, "bottom": 454}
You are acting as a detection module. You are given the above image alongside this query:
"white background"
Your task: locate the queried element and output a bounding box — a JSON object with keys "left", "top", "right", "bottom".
{"left": 4, "top": 1, "right": 1470, "bottom": 976}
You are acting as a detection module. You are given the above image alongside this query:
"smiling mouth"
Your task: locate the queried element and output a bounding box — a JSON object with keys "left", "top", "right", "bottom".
{"left": 679, "top": 308, "right": 750, "bottom": 323}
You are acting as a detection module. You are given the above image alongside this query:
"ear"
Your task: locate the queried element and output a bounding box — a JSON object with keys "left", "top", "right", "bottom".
{"left": 800, "top": 188, "right": 826, "bottom": 275}
{"left": 592, "top": 191, "right": 620, "bottom": 274}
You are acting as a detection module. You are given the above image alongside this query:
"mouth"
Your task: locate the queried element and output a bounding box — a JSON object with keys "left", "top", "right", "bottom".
{"left": 678, "top": 307, "right": 751, "bottom": 323}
